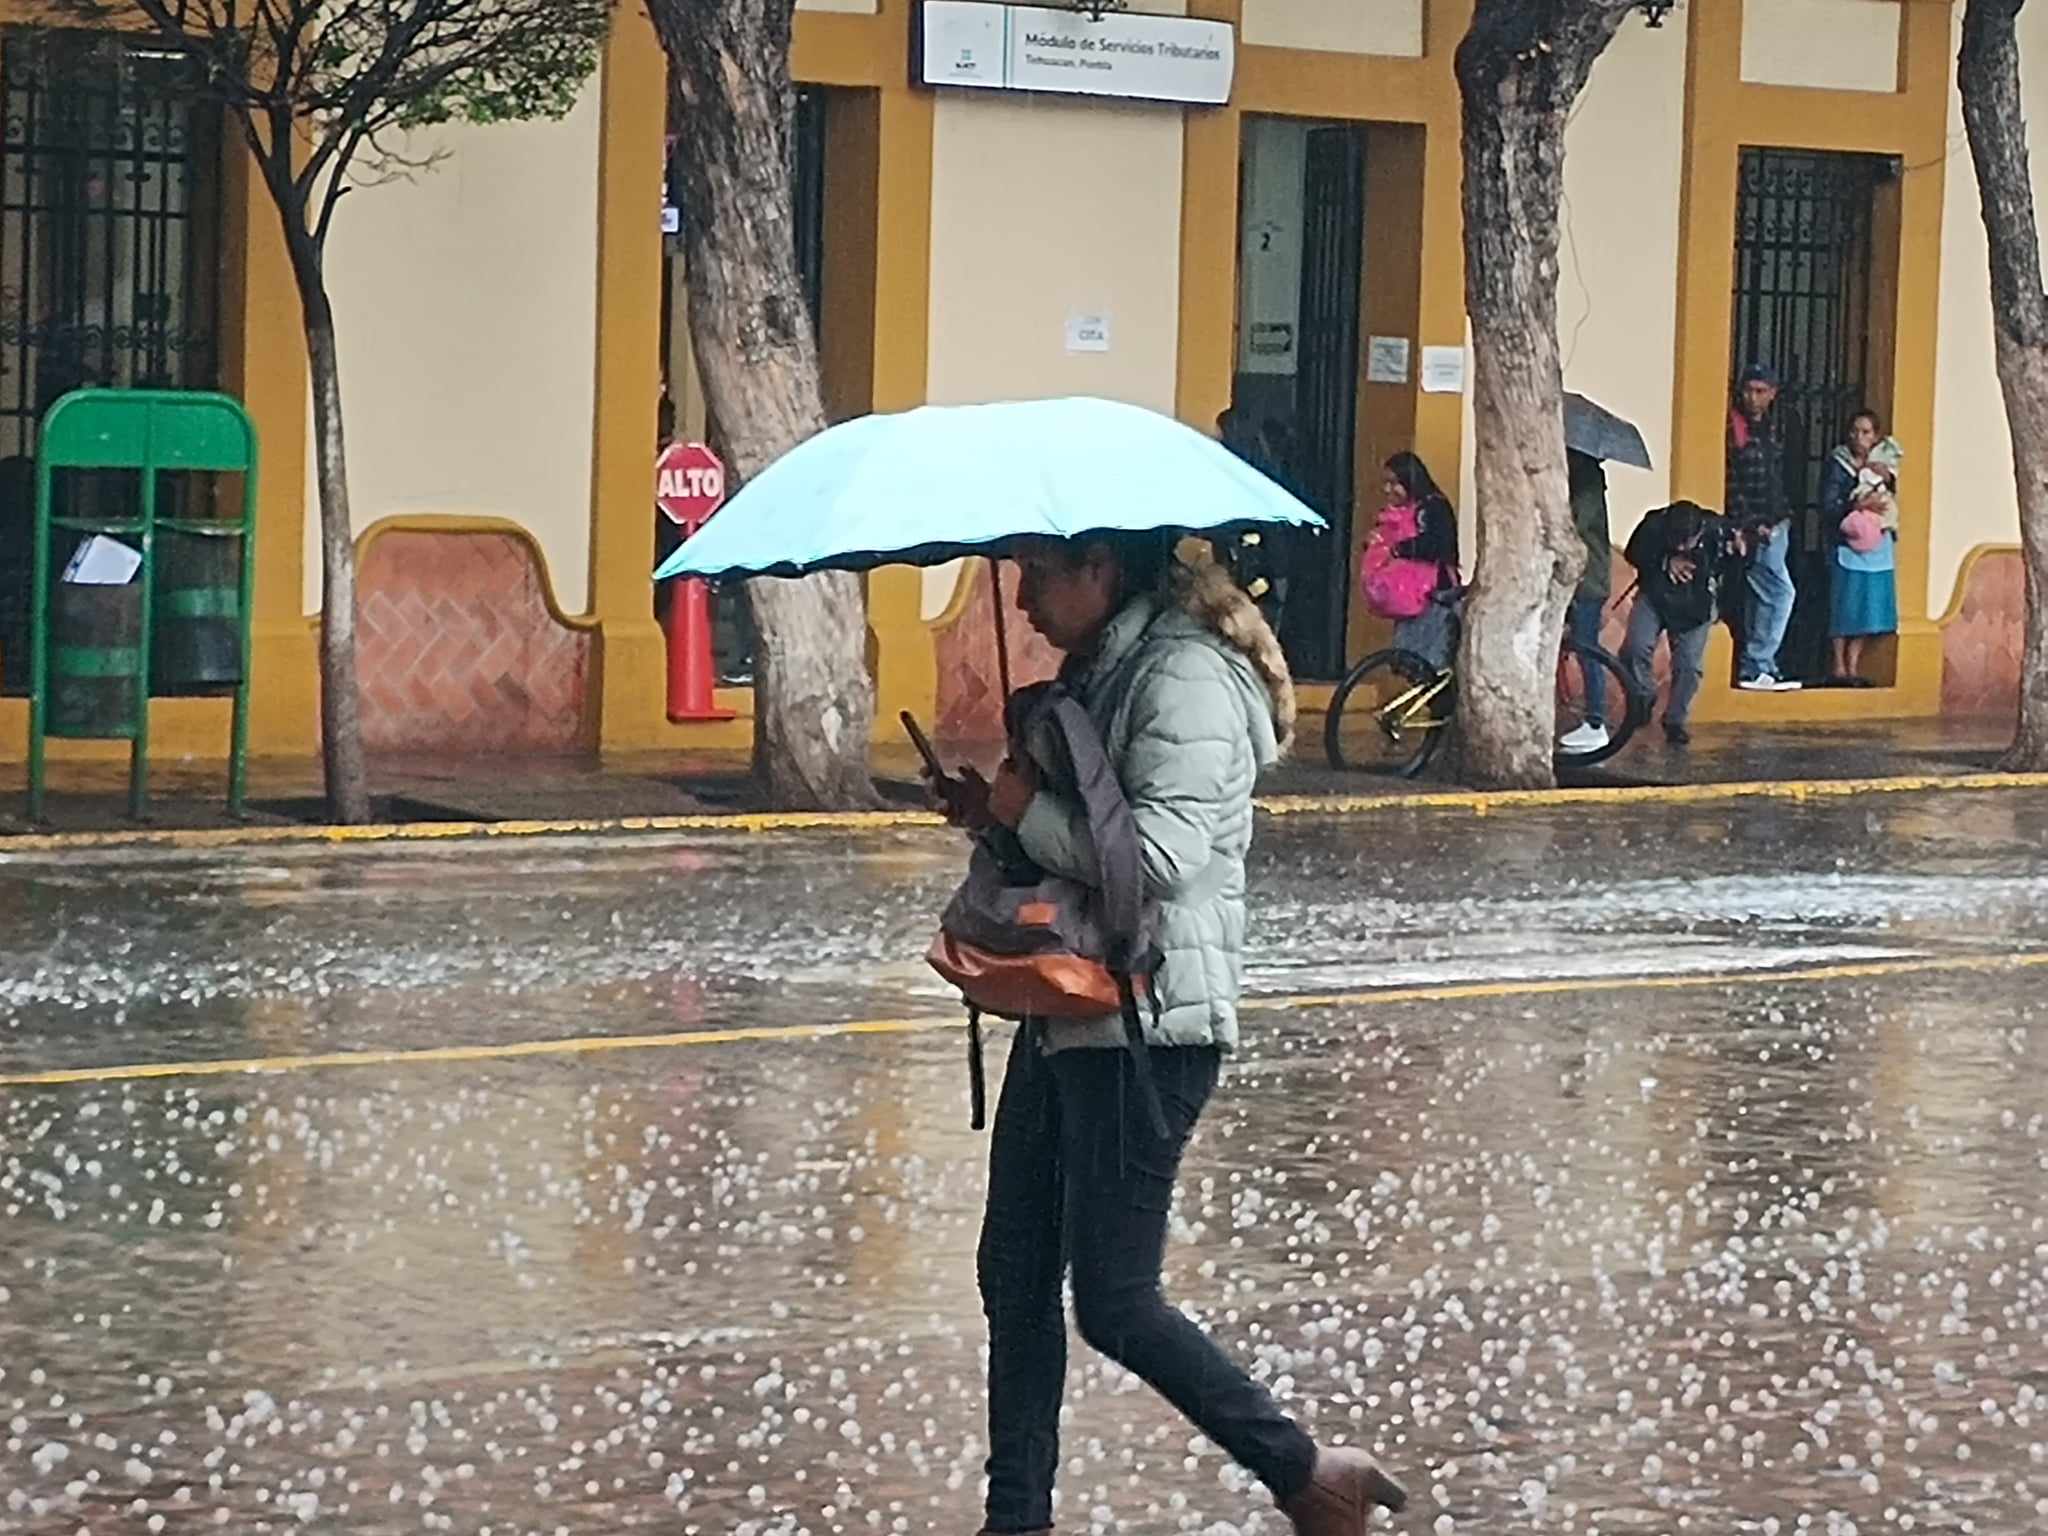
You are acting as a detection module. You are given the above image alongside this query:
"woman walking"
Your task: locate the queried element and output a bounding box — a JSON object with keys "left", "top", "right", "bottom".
{"left": 937, "top": 534, "right": 1406, "bottom": 1536}
{"left": 1822, "top": 409, "right": 1902, "bottom": 685}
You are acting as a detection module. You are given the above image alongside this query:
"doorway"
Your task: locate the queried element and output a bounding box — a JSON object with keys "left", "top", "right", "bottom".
{"left": 658, "top": 86, "right": 830, "bottom": 685}
{"left": 1730, "top": 146, "right": 1897, "bottom": 683}
{"left": 1233, "top": 117, "right": 1367, "bottom": 682}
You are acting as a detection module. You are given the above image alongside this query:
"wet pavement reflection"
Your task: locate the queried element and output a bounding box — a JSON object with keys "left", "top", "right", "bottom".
{"left": 2, "top": 791, "right": 2047, "bottom": 1532}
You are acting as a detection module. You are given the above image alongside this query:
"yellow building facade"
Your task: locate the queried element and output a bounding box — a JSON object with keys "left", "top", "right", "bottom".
{"left": 1, "top": 0, "right": 2036, "bottom": 766}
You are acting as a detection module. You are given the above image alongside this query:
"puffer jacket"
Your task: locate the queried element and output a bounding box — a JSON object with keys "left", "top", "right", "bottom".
{"left": 1013, "top": 562, "right": 1293, "bottom": 1054}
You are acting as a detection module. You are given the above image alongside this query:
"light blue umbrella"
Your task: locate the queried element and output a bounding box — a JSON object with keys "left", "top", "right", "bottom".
{"left": 652, "top": 396, "right": 1326, "bottom": 583}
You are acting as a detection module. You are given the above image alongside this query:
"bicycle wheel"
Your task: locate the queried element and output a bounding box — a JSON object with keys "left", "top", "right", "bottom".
{"left": 1554, "top": 640, "right": 1641, "bottom": 769}
{"left": 1325, "top": 649, "right": 1457, "bottom": 778}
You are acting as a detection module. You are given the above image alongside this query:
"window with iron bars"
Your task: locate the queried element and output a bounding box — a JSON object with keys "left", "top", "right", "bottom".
{"left": 0, "top": 30, "right": 224, "bottom": 456}
{"left": 0, "top": 29, "right": 226, "bottom": 692}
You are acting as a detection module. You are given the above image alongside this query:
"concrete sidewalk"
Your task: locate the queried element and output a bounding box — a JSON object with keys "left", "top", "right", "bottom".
{"left": 0, "top": 715, "right": 2022, "bottom": 837}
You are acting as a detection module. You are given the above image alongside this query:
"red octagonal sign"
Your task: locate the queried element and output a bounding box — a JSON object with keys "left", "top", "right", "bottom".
{"left": 656, "top": 441, "right": 726, "bottom": 529}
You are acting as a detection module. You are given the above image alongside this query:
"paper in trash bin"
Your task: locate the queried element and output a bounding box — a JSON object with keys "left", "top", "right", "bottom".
{"left": 62, "top": 534, "right": 143, "bottom": 586}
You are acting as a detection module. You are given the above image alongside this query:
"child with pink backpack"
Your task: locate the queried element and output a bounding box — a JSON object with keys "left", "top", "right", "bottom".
{"left": 1360, "top": 452, "right": 1461, "bottom": 667}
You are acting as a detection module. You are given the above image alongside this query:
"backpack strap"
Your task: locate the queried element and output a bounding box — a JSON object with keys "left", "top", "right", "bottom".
{"left": 1044, "top": 693, "right": 1171, "bottom": 1140}
{"left": 1117, "top": 976, "right": 1170, "bottom": 1140}
{"left": 1045, "top": 695, "right": 1145, "bottom": 969}
{"left": 966, "top": 1007, "right": 988, "bottom": 1132}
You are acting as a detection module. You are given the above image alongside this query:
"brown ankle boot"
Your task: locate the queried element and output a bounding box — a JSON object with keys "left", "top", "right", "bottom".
{"left": 1279, "top": 1446, "right": 1408, "bottom": 1534}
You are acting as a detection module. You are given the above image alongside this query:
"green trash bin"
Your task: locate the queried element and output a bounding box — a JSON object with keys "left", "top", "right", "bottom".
{"left": 154, "top": 525, "right": 244, "bottom": 692}
{"left": 29, "top": 389, "right": 260, "bottom": 821}
{"left": 48, "top": 578, "right": 143, "bottom": 738}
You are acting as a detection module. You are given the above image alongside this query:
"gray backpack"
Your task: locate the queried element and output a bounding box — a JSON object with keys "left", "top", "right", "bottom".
{"left": 926, "top": 686, "right": 1169, "bottom": 1136}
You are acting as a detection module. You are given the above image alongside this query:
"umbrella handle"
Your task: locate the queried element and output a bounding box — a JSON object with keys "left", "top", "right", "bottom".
{"left": 988, "top": 555, "right": 1013, "bottom": 701}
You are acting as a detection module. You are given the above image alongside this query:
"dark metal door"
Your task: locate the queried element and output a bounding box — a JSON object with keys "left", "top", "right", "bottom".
{"left": 1731, "top": 147, "right": 1889, "bottom": 680}
{"left": 1280, "top": 124, "right": 1365, "bottom": 681}
{"left": 793, "top": 86, "right": 827, "bottom": 338}
{"left": 660, "top": 86, "right": 829, "bottom": 685}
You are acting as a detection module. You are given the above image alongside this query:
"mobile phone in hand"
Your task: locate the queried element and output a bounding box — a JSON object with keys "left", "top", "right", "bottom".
{"left": 901, "top": 711, "right": 950, "bottom": 784}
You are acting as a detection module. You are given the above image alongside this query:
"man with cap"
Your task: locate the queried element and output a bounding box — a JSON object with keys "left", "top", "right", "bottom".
{"left": 1727, "top": 363, "right": 1802, "bottom": 691}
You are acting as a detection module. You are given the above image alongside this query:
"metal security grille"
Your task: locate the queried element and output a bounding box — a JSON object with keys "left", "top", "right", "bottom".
{"left": 1731, "top": 147, "right": 1888, "bottom": 515}
{"left": 0, "top": 32, "right": 222, "bottom": 462}
{"left": 1731, "top": 146, "right": 1892, "bottom": 680}
{"left": 0, "top": 32, "right": 223, "bottom": 694}
{"left": 1281, "top": 124, "right": 1365, "bottom": 683}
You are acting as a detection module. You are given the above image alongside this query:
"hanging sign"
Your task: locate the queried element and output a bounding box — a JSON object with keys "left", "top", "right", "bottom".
{"left": 918, "top": 1, "right": 1235, "bottom": 107}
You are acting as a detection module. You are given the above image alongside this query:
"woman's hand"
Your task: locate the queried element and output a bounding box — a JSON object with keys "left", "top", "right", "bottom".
{"left": 988, "top": 757, "right": 1039, "bottom": 830}
{"left": 929, "top": 766, "right": 994, "bottom": 830}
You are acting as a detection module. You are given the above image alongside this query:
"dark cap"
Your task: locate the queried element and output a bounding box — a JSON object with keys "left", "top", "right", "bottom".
{"left": 1739, "top": 362, "right": 1780, "bottom": 389}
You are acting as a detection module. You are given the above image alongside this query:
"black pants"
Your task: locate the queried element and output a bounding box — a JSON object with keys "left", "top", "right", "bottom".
{"left": 977, "top": 1031, "right": 1317, "bottom": 1532}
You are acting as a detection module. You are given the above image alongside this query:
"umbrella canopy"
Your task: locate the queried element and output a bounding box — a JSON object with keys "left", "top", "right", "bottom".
{"left": 1563, "top": 392, "right": 1653, "bottom": 471}
{"left": 653, "top": 396, "right": 1327, "bottom": 583}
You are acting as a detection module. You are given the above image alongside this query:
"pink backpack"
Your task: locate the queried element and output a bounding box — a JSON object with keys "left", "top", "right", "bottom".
{"left": 1361, "top": 501, "right": 1441, "bottom": 620}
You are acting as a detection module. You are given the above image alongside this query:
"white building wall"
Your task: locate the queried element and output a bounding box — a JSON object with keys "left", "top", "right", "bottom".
{"left": 921, "top": 90, "right": 1186, "bottom": 615}
{"left": 1928, "top": 3, "right": 2048, "bottom": 614}
{"left": 1241, "top": 0, "right": 1423, "bottom": 57}
{"left": 305, "top": 84, "right": 604, "bottom": 613}
{"left": 1742, "top": 0, "right": 1902, "bottom": 94}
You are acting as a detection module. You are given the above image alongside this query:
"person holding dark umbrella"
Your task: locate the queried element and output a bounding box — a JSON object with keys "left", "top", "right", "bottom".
{"left": 1558, "top": 393, "right": 1650, "bottom": 755}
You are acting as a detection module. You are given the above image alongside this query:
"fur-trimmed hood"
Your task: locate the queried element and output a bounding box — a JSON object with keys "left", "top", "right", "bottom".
{"left": 1167, "top": 556, "right": 1297, "bottom": 757}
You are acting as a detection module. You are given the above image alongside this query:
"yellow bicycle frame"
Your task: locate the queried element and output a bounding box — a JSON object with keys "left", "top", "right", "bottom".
{"left": 1376, "top": 669, "right": 1455, "bottom": 741}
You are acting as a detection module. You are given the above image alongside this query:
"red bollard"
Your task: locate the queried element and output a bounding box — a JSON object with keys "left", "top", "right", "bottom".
{"left": 663, "top": 575, "right": 734, "bottom": 722}
{"left": 655, "top": 440, "right": 733, "bottom": 722}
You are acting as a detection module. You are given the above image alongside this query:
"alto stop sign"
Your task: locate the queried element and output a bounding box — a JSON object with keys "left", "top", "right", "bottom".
{"left": 656, "top": 441, "right": 727, "bottom": 528}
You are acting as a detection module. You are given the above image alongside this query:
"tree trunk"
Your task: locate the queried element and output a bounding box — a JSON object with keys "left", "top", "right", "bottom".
{"left": 649, "top": 0, "right": 878, "bottom": 810}
{"left": 296, "top": 265, "right": 374, "bottom": 823}
{"left": 1960, "top": 0, "right": 2048, "bottom": 769}
{"left": 1453, "top": 2, "right": 1633, "bottom": 789}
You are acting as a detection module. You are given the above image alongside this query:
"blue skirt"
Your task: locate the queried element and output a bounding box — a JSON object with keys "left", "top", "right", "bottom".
{"left": 1830, "top": 565, "right": 1898, "bottom": 638}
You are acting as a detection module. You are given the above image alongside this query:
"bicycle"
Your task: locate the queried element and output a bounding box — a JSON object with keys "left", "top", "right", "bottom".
{"left": 1323, "top": 632, "right": 1649, "bottom": 778}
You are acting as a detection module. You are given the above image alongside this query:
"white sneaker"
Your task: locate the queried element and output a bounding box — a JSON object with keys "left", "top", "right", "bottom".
{"left": 1737, "top": 674, "right": 1778, "bottom": 692}
{"left": 1771, "top": 676, "right": 1804, "bottom": 692}
{"left": 1558, "top": 722, "right": 1610, "bottom": 754}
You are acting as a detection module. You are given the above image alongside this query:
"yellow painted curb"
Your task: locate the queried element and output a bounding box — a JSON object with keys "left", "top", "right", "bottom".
{"left": 0, "top": 807, "right": 947, "bottom": 857}
{"left": 1257, "top": 769, "right": 2048, "bottom": 817}
{"left": 2, "top": 769, "right": 2046, "bottom": 857}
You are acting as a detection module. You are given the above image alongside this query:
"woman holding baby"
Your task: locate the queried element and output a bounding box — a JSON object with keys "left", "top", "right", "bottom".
{"left": 1822, "top": 408, "right": 1902, "bottom": 686}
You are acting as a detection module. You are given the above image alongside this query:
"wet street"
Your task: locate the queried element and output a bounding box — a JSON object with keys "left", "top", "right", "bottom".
{"left": 2, "top": 790, "right": 2047, "bottom": 1535}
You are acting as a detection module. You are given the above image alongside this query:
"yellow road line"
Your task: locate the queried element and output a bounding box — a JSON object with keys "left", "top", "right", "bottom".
{"left": 1245, "top": 949, "right": 2048, "bottom": 1009}
{"left": 2, "top": 769, "right": 2044, "bottom": 857}
{"left": 3, "top": 949, "right": 2039, "bottom": 1091}
{"left": 0, "top": 1016, "right": 958, "bottom": 1088}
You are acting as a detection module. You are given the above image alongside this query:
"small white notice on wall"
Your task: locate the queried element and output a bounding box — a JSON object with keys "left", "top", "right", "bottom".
{"left": 1366, "top": 336, "right": 1412, "bottom": 385}
{"left": 1066, "top": 311, "right": 1111, "bottom": 354}
{"left": 1420, "top": 345, "right": 1467, "bottom": 395}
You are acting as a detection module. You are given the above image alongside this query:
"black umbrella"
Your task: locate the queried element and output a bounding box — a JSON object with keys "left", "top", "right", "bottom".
{"left": 1564, "top": 392, "right": 1653, "bottom": 470}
